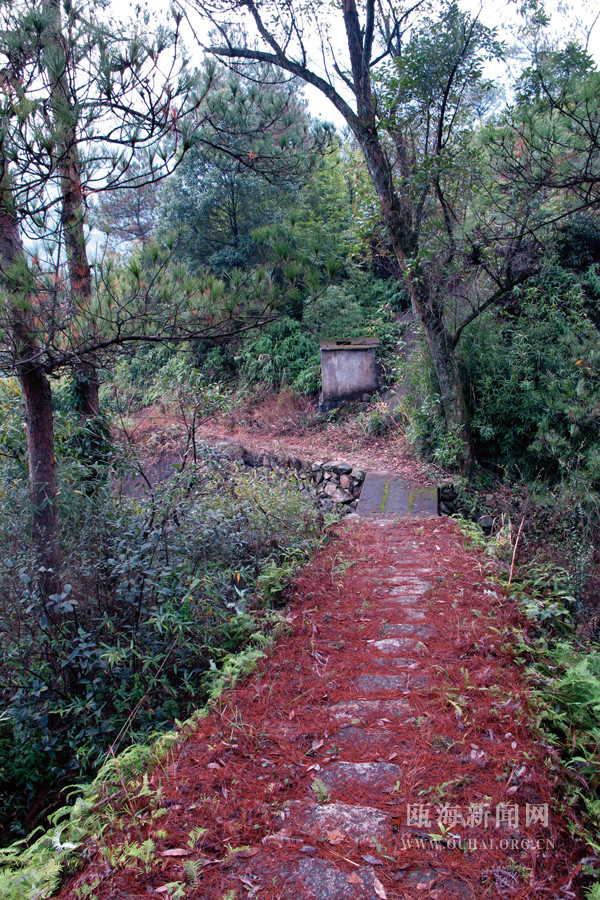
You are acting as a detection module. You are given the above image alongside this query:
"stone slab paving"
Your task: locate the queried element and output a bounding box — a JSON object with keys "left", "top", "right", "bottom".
{"left": 282, "top": 857, "right": 387, "bottom": 900}
{"left": 352, "top": 673, "right": 413, "bottom": 693}
{"left": 330, "top": 726, "right": 412, "bottom": 755}
{"left": 368, "top": 637, "right": 428, "bottom": 653}
{"left": 226, "top": 545, "right": 455, "bottom": 899}
{"left": 282, "top": 801, "right": 392, "bottom": 840}
{"left": 379, "top": 622, "right": 436, "bottom": 639}
{"left": 318, "top": 761, "right": 402, "bottom": 798}
{"left": 353, "top": 673, "right": 429, "bottom": 694}
{"left": 357, "top": 473, "right": 438, "bottom": 518}
{"left": 381, "top": 608, "right": 427, "bottom": 622}
{"left": 368, "top": 656, "right": 419, "bottom": 669}
{"left": 329, "top": 698, "right": 413, "bottom": 721}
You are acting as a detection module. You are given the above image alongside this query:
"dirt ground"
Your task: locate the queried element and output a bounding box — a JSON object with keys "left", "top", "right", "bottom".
{"left": 117, "top": 392, "right": 440, "bottom": 486}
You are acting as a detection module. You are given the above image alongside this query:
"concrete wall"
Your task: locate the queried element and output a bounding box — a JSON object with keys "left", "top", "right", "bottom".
{"left": 320, "top": 346, "right": 379, "bottom": 404}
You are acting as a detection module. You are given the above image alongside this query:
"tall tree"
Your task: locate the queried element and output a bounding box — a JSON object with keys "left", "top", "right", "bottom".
{"left": 0, "top": 141, "right": 60, "bottom": 588}
{"left": 185, "top": 0, "right": 504, "bottom": 453}
{"left": 0, "top": 0, "right": 200, "bottom": 574}
{"left": 43, "top": 0, "right": 99, "bottom": 416}
{"left": 147, "top": 62, "right": 334, "bottom": 274}
{"left": 91, "top": 156, "right": 161, "bottom": 248}
{"left": 187, "top": 0, "right": 600, "bottom": 462}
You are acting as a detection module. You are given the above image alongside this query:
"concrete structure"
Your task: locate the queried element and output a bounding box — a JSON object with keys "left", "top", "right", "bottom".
{"left": 319, "top": 338, "right": 380, "bottom": 410}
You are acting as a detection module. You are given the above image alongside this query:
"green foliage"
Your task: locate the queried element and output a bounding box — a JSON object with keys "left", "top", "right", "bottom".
{"left": 542, "top": 653, "right": 600, "bottom": 757}
{"left": 554, "top": 215, "right": 600, "bottom": 271}
{"left": 403, "top": 340, "right": 467, "bottom": 470}
{"left": 0, "top": 380, "right": 27, "bottom": 481}
{"left": 0, "top": 402, "right": 321, "bottom": 843}
{"left": 532, "top": 640, "right": 600, "bottom": 849}
{"left": 459, "top": 266, "right": 600, "bottom": 485}
{"left": 310, "top": 778, "right": 331, "bottom": 804}
{"left": 459, "top": 518, "right": 600, "bottom": 851}
{"left": 230, "top": 274, "right": 405, "bottom": 398}
{"left": 0, "top": 619, "right": 286, "bottom": 899}
{"left": 156, "top": 62, "right": 335, "bottom": 276}
{"left": 359, "top": 400, "right": 404, "bottom": 437}
{"left": 237, "top": 316, "right": 320, "bottom": 394}
{"left": 255, "top": 548, "right": 308, "bottom": 607}
{"left": 100, "top": 343, "right": 176, "bottom": 410}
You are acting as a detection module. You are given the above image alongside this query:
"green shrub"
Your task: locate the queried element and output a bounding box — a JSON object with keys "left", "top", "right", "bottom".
{"left": 402, "top": 339, "right": 460, "bottom": 465}
{"left": 237, "top": 316, "right": 320, "bottom": 393}
{"left": 0, "top": 424, "right": 321, "bottom": 842}
{"left": 459, "top": 268, "right": 600, "bottom": 485}
{"left": 359, "top": 400, "right": 405, "bottom": 436}
{"left": 404, "top": 264, "right": 600, "bottom": 479}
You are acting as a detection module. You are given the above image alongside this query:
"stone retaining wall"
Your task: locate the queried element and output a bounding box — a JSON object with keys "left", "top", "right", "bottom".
{"left": 212, "top": 442, "right": 366, "bottom": 512}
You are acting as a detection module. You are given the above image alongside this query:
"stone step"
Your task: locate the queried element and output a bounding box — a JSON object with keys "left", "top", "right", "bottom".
{"left": 330, "top": 699, "right": 411, "bottom": 721}
{"left": 368, "top": 637, "right": 428, "bottom": 654}
{"left": 317, "top": 761, "right": 401, "bottom": 798}
{"left": 353, "top": 673, "right": 411, "bottom": 693}
{"left": 373, "top": 588, "right": 427, "bottom": 607}
{"left": 378, "top": 608, "right": 427, "bottom": 622}
{"left": 378, "top": 623, "right": 436, "bottom": 639}
{"left": 281, "top": 857, "right": 389, "bottom": 900}
{"left": 369, "top": 656, "right": 419, "bottom": 669}
{"left": 358, "top": 566, "right": 434, "bottom": 577}
{"left": 353, "top": 673, "right": 428, "bottom": 695}
{"left": 398, "top": 868, "right": 474, "bottom": 899}
{"left": 331, "top": 725, "right": 411, "bottom": 755}
{"left": 357, "top": 472, "right": 438, "bottom": 518}
{"left": 281, "top": 801, "right": 392, "bottom": 843}
{"left": 385, "top": 577, "right": 431, "bottom": 590}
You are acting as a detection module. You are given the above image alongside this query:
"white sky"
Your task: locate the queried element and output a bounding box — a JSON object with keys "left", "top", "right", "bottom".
{"left": 305, "top": 0, "right": 600, "bottom": 126}
{"left": 115, "top": 0, "right": 600, "bottom": 129}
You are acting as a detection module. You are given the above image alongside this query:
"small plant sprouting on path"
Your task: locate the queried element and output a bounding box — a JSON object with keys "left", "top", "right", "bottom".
{"left": 379, "top": 480, "right": 389, "bottom": 511}
{"left": 311, "top": 778, "right": 331, "bottom": 804}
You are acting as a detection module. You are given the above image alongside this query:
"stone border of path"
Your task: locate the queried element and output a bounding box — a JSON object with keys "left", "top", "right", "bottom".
{"left": 211, "top": 441, "right": 444, "bottom": 519}
{"left": 212, "top": 441, "right": 366, "bottom": 512}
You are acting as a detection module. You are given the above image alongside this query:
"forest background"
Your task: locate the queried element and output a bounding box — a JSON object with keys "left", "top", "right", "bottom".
{"left": 1, "top": 0, "right": 600, "bottom": 876}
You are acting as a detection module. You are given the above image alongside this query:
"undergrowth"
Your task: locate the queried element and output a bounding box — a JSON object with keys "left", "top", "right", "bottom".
{"left": 0, "top": 382, "right": 327, "bottom": 860}
{"left": 0, "top": 620, "right": 285, "bottom": 900}
{"left": 459, "top": 517, "right": 600, "bottom": 889}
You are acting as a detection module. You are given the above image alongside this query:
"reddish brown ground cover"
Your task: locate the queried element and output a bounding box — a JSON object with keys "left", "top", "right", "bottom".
{"left": 119, "top": 393, "right": 438, "bottom": 486}
{"left": 60, "top": 518, "right": 586, "bottom": 900}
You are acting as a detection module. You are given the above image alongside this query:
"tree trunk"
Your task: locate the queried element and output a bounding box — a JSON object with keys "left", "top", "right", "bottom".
{"left": 18, "top": 363, "right": 61, "bottom": 584}
{"left": 45, "top": 0, "right": 99, "bottom": 418}
{"left": 412, "top": 277, "right": 469, "bottom": 429}
{"left": 358, "top": 128, "right": 472, "bottom": 466}
{"left": 61, "top": 170, "right": 99, "bottom": 415}
{"left": 0, "top": 151, "right": 61, "bottom": 581}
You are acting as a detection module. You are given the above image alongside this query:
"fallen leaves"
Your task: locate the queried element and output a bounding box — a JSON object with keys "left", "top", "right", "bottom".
{"left": 373, "top": 875, "right": 387, "bottom": 898}
{"left": 325, "top": 829, "right": 346, "bottom": 845}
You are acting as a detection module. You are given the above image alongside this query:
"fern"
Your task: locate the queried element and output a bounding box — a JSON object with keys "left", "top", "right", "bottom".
{"left": 311, "top": 778, "right": 331, "bottom": 804}
{"left": 187, "top": 826, "right": 208, "bottom": 850}
{"left": 184, "top": 858, "right": 203, "bottom": 885}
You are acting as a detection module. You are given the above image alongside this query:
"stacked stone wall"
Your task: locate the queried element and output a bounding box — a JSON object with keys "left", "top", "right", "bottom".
{"left": 213, "top": 442, "right": 366, "bottom": 512}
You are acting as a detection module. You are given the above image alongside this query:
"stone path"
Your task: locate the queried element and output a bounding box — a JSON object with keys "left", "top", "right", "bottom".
{"left": 220, "top": 524, "right": 478, "bottom": 900}
{"left": 62, "top": 518, "right": 583, "bottom": 900}
{"left": 357, "top": 473, "right": 438, "bottom": 518}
